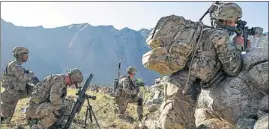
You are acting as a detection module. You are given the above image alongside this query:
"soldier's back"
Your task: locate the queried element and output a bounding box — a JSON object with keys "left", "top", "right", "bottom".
{"left": 29, "top": 74, "right": 64, "bottom": 105}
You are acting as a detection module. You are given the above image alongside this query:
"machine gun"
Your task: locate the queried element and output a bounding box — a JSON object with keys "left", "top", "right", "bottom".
{"left": 200, "top": 1, "right": 263, "bottom": 52}
{"left": 63, "top": 74, "right": 101, "bottom": 129}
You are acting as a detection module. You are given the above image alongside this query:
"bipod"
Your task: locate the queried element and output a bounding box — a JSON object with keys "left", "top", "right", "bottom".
{"left": 84, "top": 95, "right": 101, "bottom": 129}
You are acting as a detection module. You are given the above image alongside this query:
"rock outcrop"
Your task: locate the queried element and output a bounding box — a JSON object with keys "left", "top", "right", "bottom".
{"left": 196, "top": 47, "right": 268, "bottom": 129}
{"left": 143, "top": 47, "right": 269, "bottom": 129}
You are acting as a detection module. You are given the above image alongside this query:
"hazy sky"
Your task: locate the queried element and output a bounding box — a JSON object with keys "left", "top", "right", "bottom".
{"left": 1, "top": 2, "right": 268, "bottom": 32}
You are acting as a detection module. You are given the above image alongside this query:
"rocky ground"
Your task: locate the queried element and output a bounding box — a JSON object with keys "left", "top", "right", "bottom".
{"left": 142, "top": 47, "right": 269, "bottom": 129}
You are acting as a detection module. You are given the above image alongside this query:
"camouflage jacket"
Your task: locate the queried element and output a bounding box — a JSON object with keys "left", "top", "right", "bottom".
{"left": 2, "top": 60, "right": 34, "bottom": 91}
{"left": 187, "top": 28, "right": 242, "bottom": 83}
{"left": 118, "top": 76, "right": 139, "bottom": 97}
{"left": 29, "top": 74, "right": 67, "bottom": 109}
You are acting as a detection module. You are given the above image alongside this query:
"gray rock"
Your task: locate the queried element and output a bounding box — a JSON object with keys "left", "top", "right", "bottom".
{"left": 196, "top": 48, "right": 269, "bottom": 125}
{"left": 248, "top": 62, "right": 269, "bottom": 94}
{"left": 236, "top": 118, "right": 256, "bottom": 129}
{"left": 259, "top": 95, "right": 269, "bottom": 112}
{"left": 209, "top": 75, "right": 260, "bottom": 124}
{"left": 244, "top": 48, "right": 269, "bottom": 94}
{"left": 257, "top": 110, "right": 267, "bottom": 119}
{"left": 254, "top": 114, "right": 268, "bottom": 129}
{"left": 243, "top": 48, "right": 268, "bottom": 71}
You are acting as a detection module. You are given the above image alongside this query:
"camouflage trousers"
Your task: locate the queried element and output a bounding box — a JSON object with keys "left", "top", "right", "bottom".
{"left": 159, "top": 70, "right": 197, "bottom": 129}
{"left": 1, "top": 86, "right": 33, "bottom": 122}
{"left": 115, "top": 95, "right": 143, "bottom": 117}
{"left": 25, "top": 98, "right": 74, "bottom": 129}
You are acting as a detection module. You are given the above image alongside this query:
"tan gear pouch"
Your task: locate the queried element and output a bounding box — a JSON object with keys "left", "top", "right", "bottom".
{"left": 142, "top": 42, "right": 193, "bottom": 75}
{"left": 143, "top": 15, "right": 203, "bottom": 75}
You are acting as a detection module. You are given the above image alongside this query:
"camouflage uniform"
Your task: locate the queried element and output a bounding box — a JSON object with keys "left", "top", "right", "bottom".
{"left": 115, "top": 66, "right": 143, "bottom": 121}
{"left": 143, "top": 11, "right": 243, "bottom": 129}
{"left": 1, "top": 47, "right": 36, "bottom": 123}
{"left": 25, "top": 68, "right": 83, "bottom": 129}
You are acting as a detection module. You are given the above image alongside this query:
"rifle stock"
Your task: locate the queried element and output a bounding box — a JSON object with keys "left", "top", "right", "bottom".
{"left": 64, "top": 74, "right": 94, "bottom": 129}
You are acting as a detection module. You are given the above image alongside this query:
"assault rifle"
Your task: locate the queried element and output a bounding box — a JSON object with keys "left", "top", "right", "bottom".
{"left": 200, "top": 1, "right": 263, "bottom": 52}
{"left": 63, "top": 74, "right": 101, "bottom": 129}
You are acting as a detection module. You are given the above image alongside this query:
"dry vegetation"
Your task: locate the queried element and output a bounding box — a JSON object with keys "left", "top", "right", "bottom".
{"left": 1, "top": 82, "right": 153, "bottom": 129}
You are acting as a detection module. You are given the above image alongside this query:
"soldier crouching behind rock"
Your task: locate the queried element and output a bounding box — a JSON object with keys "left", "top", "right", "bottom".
{"left": 25, "top": 68, "right": 83, "bottom": 129}
{"left": 142, "top": 11, "right": 243, "bottom": 128}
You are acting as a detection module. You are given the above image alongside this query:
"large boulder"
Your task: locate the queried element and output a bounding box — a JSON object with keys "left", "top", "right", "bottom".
{"left": 259, "top": 95, "right": 268, "bottom": 113}
{"left": 196, "top": 47, "right": 269, "bottom": 128}
{"left": 143, "top": 46, "right": 268, "bottom": 129}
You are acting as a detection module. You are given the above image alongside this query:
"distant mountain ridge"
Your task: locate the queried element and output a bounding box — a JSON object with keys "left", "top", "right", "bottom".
{"left": 1, "top": 19, "right": 159, "bottom": 85}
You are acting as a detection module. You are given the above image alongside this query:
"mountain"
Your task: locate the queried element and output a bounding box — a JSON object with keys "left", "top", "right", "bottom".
{"left": 1, "top": 19, "right": 160, "bottom": 85}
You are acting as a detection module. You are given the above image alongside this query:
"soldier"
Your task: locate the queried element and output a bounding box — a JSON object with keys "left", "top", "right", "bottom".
{"left": 209, "top": 2, "right": 253, "bottom": 50}
{"left": 143, "top": 13, "right": 243, "bottom": 128}
{"left": 1, "top": 46, "right": 38, "bottom": 124}
{"left": 115, "top": 66, "right": 143, "bottom": 121}
{"left": 25, "top": 68, "right": 83, "bottom": 129}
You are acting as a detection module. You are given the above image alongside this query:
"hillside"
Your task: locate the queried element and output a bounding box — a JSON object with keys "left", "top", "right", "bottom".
{"left": 0, "top": 82, "right": 154, "bottom": 129}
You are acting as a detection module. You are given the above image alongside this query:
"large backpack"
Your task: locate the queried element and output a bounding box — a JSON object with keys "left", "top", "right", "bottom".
{"left": 142, "top": 15, "right": 203, "bottom": 75}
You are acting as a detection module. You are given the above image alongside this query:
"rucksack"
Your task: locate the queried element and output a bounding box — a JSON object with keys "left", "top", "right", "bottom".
{"left": 142, "top": 15, "right": 203, "bottom": 75}
{"left": 114, "top": 75, "right": 127, "bottom": 96}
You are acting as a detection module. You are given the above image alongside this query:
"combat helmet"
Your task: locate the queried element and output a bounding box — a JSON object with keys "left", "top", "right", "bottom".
{"left": 210, "top": 2, "right": 242, "bottom": 21}
{"left": 13, "top": 46, "right": 29, "bottom": 58}
{"left": 126, "top": 66, "right": 137, "bottom": 74}
{"left": 68, "top": 68, "right": 83, "bottom": 84}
